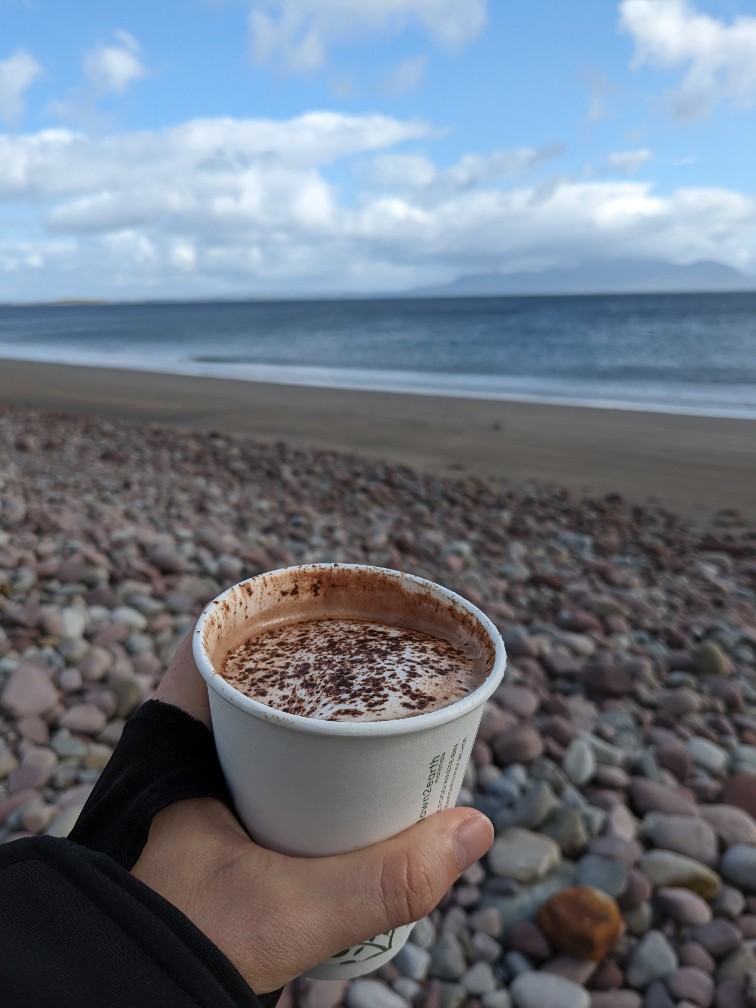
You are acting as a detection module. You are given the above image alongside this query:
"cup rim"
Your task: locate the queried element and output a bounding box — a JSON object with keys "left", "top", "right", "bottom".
{"left": 193, "top": 563, "right": 506, "bottom": 737}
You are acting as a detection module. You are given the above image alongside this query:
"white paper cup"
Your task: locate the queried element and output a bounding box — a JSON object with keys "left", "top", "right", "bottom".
{"left": 193, "top": 563, "right": 506, "bottom": 979}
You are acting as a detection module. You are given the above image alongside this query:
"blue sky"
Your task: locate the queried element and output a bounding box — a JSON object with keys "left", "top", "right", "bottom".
{"left": 2, "top": 0, "right": 756, "bottom": 300}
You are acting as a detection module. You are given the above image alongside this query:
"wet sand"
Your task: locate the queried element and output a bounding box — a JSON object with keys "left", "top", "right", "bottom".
{"left": 0, "top": 358, "right": 753, "bottom": 525}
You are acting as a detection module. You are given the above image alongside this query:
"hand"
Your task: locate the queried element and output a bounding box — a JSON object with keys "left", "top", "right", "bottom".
{"left": 132, "top": 635, "right": 494, "bottom": 993}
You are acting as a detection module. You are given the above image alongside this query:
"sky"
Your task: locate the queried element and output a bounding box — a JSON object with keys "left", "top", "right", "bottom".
{"left": 2, "top": 0, "right": 756, "bottom": 301}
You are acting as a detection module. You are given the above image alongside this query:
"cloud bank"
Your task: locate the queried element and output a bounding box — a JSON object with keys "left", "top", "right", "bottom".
{"left": 2, "top": 111, "right": 754, "bottom": 300}
{"left": 621, "top": 0, "right": 756, "bottom": 118}
{"left": 2, "top": 2, "right": 756, "bottom": 300}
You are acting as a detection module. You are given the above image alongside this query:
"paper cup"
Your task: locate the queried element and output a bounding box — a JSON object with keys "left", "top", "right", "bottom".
{"left": 193, "top": 563, "right": 506, "bottom": 979}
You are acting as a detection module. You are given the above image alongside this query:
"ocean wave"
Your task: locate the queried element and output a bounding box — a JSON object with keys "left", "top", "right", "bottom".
{"left": 1, "top": 345, "right": 755, "bottom": 420}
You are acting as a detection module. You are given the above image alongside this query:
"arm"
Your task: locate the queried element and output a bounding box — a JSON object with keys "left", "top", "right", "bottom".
{"left": 1, "top": 634, "right": 493, "bottom": 1003}
{"left": 134, "top": 633, "right": 494, "bottom": 993}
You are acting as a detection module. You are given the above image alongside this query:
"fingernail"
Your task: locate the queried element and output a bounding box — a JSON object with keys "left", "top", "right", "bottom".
{"left": 454, "top": 814, "right": 494, "bottom": 872}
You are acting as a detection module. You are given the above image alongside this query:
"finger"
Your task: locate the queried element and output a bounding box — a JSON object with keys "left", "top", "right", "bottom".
{"left": 155, "top": 630, "right": 212, "bottom": 726}
{"left": 284, "top": 808, "right": 494, "bottom": 966}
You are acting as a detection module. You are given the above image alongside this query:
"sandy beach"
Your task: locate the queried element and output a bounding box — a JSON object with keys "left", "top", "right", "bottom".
{"left": 0, "top": 358, "right": 754, "bottom": 527}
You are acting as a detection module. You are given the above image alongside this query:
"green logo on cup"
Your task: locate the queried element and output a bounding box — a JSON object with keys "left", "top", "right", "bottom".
{"left": 332, "top": 929, "right": 398, "bottom": 966}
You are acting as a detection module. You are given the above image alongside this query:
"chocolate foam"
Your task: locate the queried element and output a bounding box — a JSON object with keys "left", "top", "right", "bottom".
{"left": 222, "top": 616, "right": 487, "bottom": 722}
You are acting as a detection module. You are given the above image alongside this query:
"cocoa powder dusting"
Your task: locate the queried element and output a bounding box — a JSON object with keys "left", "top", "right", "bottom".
{"left": 223, "top": 616, "right": 485, "bottom": 722}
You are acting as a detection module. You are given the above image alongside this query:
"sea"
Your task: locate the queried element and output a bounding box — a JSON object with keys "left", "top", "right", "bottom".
{"left": 1, "top": 291, "right": 755, "bottom": 420}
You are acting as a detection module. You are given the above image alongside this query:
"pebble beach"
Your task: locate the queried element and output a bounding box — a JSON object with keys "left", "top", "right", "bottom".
{"left": 1, "top": 400, "right": 756, "bottom": 1008}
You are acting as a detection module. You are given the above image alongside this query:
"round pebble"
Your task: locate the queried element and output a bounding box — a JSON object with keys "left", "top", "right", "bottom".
{"left": 655, "top": 887, "right": 712, "bottom": 927}
{"left": 509, "top": 972, "right": 590, "bottom": 1008}
{"left": 346, "top": 980, "right": 407, "bottom": 1008}
{"left": 720, "top": 845, "right": 756, "bottom": 893}
{"left": 625, "top": 930, "right": 678, "bottom": 989}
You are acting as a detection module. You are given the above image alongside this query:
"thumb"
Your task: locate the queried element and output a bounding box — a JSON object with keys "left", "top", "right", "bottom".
{"left": 296, "top": 808, "right": 494, "bottom": 962}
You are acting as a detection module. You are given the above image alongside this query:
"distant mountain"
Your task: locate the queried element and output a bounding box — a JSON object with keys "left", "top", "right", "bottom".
{"left": 406, "top": 258, "right": 755, "bottom": 297}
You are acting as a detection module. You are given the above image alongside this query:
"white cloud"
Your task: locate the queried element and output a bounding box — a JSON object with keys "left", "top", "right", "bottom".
{"left": 83, "top": 30, "right": 146, "bottom": 95}
{"left": 0, "top": 113, "right": 432, "bottom": 203}
{"left": 0, "top": 49, "right": 42, "bottom": 127}
{"left": 1, "top": 112, "right": 755, "bottom": 299}
{"left": 248, "top": 0, "right": 486, "bottom": 71}
{"left": 364, "top": 144, "right": 565, "bottom": 197}
{"left": 620, "top": 0, "right": 756, "bottom": 118}
{"left": 363, "top": 179, "right": 756, "bottom": 276}
{"left": 443, "top": 146, "right": 565, "bottom": 188}
{"left": 607, "top": 149, "right": 652, "bottom": 173}
{"left": 381, "top": 54, "right": 427, "bottom": 95}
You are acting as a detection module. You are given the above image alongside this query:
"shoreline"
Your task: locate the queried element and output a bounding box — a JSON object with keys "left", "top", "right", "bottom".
{"left": 2, "top": 353, "right": 755, "bottom": 423}
{"left": 1, "top": 357, "right": 754, "bottom": 526}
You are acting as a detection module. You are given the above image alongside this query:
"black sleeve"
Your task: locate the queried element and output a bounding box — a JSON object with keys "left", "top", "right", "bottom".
{"left": 69, "top": 698, "right": 233, "bottom": 871}
{"left": 0, "top": 700, "right": 281, "bottom": 1008}
{"left": 0, "top": 835, "right": 262, "bottom": 1008}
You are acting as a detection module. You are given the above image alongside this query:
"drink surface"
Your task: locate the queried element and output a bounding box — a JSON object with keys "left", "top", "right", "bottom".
{"left": 222, "top": 616, "right": 486, "bottom": 721}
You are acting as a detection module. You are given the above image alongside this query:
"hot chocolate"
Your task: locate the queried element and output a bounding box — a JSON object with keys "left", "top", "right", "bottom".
{"left": 223, "top": 615, "right": 487, "bottom": 722}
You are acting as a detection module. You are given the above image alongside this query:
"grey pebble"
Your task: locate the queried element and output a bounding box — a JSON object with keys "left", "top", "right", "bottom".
{"left": 500, "top": 781, "right": 559, "bottom": 831}
{"left": 643, "top": 979, "right": 675, "bottom": 1008}
{"left": 502, "top": 764, "right": 529, "bottom": 789}
{"left": 478, "top": 765, "right": 505, "bottom": 789}
{"left": 654, "top": 887, "right": 712, "bottom": 927}
{"left": 582, "top": 806, "right": 608, "bottom": 837}
{"left": 625, "top": 930, "right": 678, "bottom": 989}
{"left": 559, "top": 783, "right": 587, "bottom": 808}
{"left": 110, "top": 606, "right": 148, "bottom": 630}
{"left": 437, "top": 982, "right": 467, "bottom": 1008}
{"left": 731, "top": 745, "right": 756, "bottom": 774}
{"left": 690, "top": 918, "right": 743, "bottom": 957}
{"left": 502, "top": 951, "right": 533, "bottom": 977}
{"left": 509, "top": 972, "right": 590, "bottom": 1008}
{"left": 393, "top": 942, "right": 431, "bottom": 982}
{"left": 470, "top": 931, "right": 502, "bottom": 965}
{"left": 623, "top": 901, "right": 654, "bottom": 936}
{"left": 576, "top": 853, "right": 629, "bottom": 897}
{"left": 687, "top": 737, "right": 729, "bottom": 774}
{"left": 459, "top": 961, "right": 497, "bottom": 995}
{"left": 638, "top": 850, "right": 721, "bottom": 898}
{"left": 585, "top": 734, "right": 626, "bottom": 767}
{"left": 714, "top": 941, "right": 756, "bottom": 983}
{"left": 562, "top": 737, "right": 596, "bottom": 785}
{"left": 391, "top": 979, "right": 420, "bottom": 1003}
{"left": 711, "top": 885, "right": 746, "bottom": 919}
{"left": 346, "top": 980, "right": 408, "bottom": 1008}
{"left": 50, "top": 760, "right": 79, "bottom": 790}
{"left": 538, "top": 805, "right": 589, "bottom": 859}
{"left": 720, "top": 845, "right": 756, "bottom": 893}
{"left": 50, "top": 729, "right": 87, "bottom": 759}
{"left": 467, "top": 907, "right": 502, "bottom": 938}
{"left": 632, "top": 749, "right": 661, "bottom": 781}
{"left": 487, "top": 828, "right": 561, "bottom": 884}
{"left": 439, "top": 906, "right": 468, "bottom": 937}
{"left": 485, "top": 775, "right": 520, "bottom": 804}
{"left": 429, "top": 933, "right": 467, "bottom": 981}
{"left": 480, "top": 992, "right": 511, "bottom": 1008}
